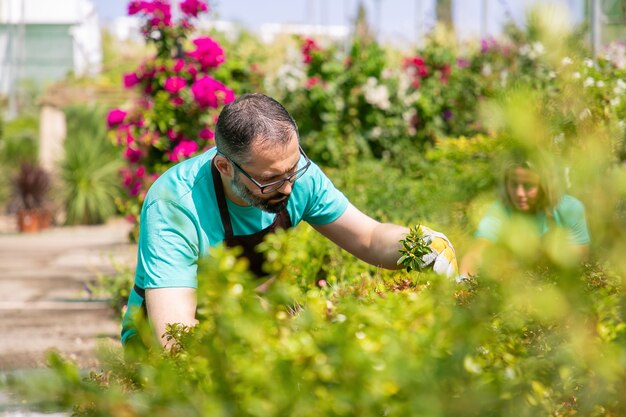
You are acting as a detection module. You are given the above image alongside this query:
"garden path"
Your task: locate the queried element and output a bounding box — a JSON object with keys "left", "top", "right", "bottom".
{"left": 0, "top": 217, "right": 136, "bottom": 371}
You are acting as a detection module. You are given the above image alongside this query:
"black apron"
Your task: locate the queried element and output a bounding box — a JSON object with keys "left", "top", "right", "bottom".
{"left": 131, "top": 160, "right": 292, "bottom": 315}
{"left": 211, "top": 159, "right": 292, "bottom": 277}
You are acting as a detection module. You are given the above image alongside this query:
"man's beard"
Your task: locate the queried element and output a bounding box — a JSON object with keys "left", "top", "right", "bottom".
{"left": 231, "top": 173, "right": 290, "bottom": 213}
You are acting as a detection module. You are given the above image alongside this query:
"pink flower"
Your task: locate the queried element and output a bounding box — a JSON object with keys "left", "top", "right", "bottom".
{"left": 124, "top": 146, "right": 143, "bottom": 163}
{"left": 481, "top": 36, "right": 498, "bottom": 53}
{"left": 123, "top": 72, "right": 140, "bottom": 88}
{"left": 129, "top": 181, "right": 142, "bottom": 197}
{"left": 199, "top": 128, "right": 214, "bottom": 140}
{"left": 107, "top": 109, "right": 127, "bottom": 128}
{"left": 120, "top": 167, "right": 133, "bottom": 186}
{"left": 187, "top": 37, "right": 225, "bottom": 70}
{"left": 164, "top": 76, "right": 187, "bottom": 94}
{"left": 139, "top": 63, "right": 156, "bottom": 80}
{"left": 149, "top": 1, "right": 172, "bottom": 27}
{"left": 186, "top": 63, "right": 198, "bottom": 79}
{"left": 173, "top": 59, "right": 185, "bottom": 73}
{"left": 171, "top": 96, "right": 185, "bottom": 106}
{"left": 128, "top": 0, "right": 148, "bottom": 15}
{"left": 180, "top": 0, "right": 208, "bottom": 17}
{"left": 191, "top": 76, "right": 235, "bottom": 109}
{"left": 124, "top": 129, "right": 135, "bottom": 145}
{"left": 456, "top": 58, "right": 470, "bottom": 69}
{"left": 129, "top": 0, "right": 171, "bottom": 27}
{"left": 168, "top": 140, "right": 199, "bottom": 162}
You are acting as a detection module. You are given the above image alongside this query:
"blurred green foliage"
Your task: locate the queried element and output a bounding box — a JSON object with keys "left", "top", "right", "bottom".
{"left": 3, "top": 2, "right": 626, "bottom": 416}
{"left": 60, "top": 105, "right": 123, "bottom": 225}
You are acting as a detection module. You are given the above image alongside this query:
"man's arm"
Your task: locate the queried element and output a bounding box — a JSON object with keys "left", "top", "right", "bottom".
{"left": 145, "top": 287, "right": 198, "bottom": 348}
{"left": 311, "top": 203, "right": 408, "bottom": 269}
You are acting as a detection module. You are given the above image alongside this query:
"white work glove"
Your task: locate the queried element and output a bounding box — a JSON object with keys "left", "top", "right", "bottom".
{"left": 418, "top": 226, "right": 460, "bottom": 280}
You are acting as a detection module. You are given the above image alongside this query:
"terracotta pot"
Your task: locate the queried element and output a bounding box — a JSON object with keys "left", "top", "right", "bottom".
{"left": 16, "top": 209, "right": 52, "bottom": 233}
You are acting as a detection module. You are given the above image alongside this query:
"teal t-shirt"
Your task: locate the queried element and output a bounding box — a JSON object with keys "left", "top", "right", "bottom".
{"left": 121, "top": 147, "right": 348, "bottom": 343}
{"left": 475, "top": 195, "right": 590, "bottom": 245}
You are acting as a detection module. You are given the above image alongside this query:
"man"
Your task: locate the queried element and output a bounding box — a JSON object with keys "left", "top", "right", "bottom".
{"left": 122, "top": 93, "right": 458, "bottom": 348}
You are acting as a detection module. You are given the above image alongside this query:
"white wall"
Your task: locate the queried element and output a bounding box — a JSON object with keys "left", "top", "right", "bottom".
{"left": 0, "top": 0, "right": 102, "bottom": 97}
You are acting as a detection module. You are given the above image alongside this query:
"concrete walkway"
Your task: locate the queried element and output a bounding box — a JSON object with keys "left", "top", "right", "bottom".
{"left": 0, "top": 217, "right": 136, "bottom": 371}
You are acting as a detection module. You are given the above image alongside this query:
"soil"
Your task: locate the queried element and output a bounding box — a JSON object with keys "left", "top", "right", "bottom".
{"left": 0, "top": 216, "right": 136, "bottom": 371}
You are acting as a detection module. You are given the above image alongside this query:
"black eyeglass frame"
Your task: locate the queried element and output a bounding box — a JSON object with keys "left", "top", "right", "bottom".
{"left": 217, "top": 146, "right": 311, "bottom": 194}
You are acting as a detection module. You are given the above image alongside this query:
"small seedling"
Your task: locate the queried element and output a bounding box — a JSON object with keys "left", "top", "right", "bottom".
{"left": 397, "top": 225, "right": 433, "bottom": 272}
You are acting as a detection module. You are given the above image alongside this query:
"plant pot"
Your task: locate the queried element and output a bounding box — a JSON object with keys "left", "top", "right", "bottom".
{"left": 16, "top": 208, "right": 52, "bottom": 233}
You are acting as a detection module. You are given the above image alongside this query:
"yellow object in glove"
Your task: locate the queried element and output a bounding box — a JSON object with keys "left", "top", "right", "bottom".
{"left": 422, "top": 226, "right": 459, "bottom": 278}
{"left": 420, "top": 226, "right": 460, "bottom": 279}
{"left": 398, "top": 225, "right": 459, "bottom": 279}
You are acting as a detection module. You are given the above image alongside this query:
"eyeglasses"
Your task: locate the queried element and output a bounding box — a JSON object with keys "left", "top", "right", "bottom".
{"left": 218, "top": 146, "right": 311, "bottom": 194}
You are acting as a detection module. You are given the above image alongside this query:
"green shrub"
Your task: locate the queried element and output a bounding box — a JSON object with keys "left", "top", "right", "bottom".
{"left": 60, "top": 105, "right": 123, "bottom": 224}
{"left": 6, "top": 232, "right": 626, "bottom": 417}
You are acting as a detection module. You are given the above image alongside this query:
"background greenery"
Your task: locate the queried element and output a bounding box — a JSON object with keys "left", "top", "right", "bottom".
{"left": 1, "top": 1, "right": 625, "bottom": 416}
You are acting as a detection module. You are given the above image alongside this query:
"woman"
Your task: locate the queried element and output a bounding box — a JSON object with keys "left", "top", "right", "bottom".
{"left": 460, "top": 160, "right": 590, "bottom": 278}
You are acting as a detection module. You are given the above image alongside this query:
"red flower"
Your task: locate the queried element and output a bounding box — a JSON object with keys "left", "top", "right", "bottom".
{"left": 306, "top": 76, "right": 321, "bottom": 89}
{"left": 302, "top": 38, "right": 320, "bottom": 64}
{"left": 404, "top": 56, "right": 429, "bottom": 78}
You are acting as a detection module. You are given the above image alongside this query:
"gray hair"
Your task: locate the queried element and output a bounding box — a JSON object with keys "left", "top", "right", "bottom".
{"left": 215, "top": 93, "right": 299, "bottom": 163}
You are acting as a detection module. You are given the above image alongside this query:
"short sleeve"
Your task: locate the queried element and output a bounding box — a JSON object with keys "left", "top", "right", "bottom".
{"left": 557, "top": 196, "right": 590, "bottom": 245}
{"left": 301, "top": 164, "right": 349, "bottom": 225}
{"left": 137, "top": 200, "right": 200, "bottom": 289}
{"left": 474, "top": 202, "right": 506, "bottom": 242}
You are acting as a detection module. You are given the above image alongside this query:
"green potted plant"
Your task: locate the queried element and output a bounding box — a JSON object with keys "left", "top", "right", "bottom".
{"left": 12, "top": 161, "right": 52, "bottom": 232}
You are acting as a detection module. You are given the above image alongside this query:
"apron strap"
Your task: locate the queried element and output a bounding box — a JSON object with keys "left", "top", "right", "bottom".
{"left": 211, "top": 158, "right": 234, "bottom": 238}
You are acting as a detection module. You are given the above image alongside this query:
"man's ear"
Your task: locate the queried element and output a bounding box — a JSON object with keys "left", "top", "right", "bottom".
{"left": 214, "top": 155, "right": 233, "bottom": 178}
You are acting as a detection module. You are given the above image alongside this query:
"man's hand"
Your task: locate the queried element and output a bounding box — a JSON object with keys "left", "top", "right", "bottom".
{"left": 418, "top": 226, "right": 460, "bottom": 279}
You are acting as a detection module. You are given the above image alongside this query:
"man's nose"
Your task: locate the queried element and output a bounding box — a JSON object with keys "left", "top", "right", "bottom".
{"left": 278, "top": 179, "right": 293, "bottom": 194}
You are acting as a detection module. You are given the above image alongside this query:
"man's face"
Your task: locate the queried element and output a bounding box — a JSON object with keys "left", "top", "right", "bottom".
{"left": 230, "top": 171, "right": 290, "bottom": 213}
{"left": 228, "top": 136, "right": 301, "bottom": 213}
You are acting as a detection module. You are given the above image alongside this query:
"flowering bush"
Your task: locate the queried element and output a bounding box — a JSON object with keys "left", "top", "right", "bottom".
{"left": 270, "top": 34, "right": 489, "bottom": 167}
{"left": 106, "top": 0, "right": 235, "bottom": 236}
{"left": 267, "top": 36, "right": 404, "bottom": 166}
